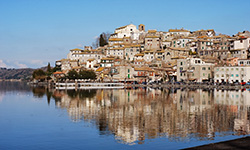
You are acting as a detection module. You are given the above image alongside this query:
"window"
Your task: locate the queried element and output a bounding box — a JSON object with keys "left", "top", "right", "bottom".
{"left": 203, "top": 73, "right": 205, "bottom": 76}
{"left": 208, "top": 67, "right": 210, "bottom": 70}
{"left": 236, "top": 74, "right": 239, "bottom": 77}
{"left": 180, "top": 67, "right": 183, "bottom": 71}
{"left": 128, "top": 69, "right": 130, "bottom": 73}
{"left": 231, "top": 74, "right": 234, "bottom": 77}
{"left": 202, "top": 67, "right": 206, "bottom": 70}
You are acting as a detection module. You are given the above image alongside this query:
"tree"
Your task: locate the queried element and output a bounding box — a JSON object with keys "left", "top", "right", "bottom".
{"left": 32, "top": 69, "right": 46, "bottom": 80}
{"left": 67, "top": 70, "right": 79, "bottom": 80}
{"left": 46, "top": 62, "right": 53, "bottom": 77}
{"left": 79, "top": 70, "right": 96, "bottom": 79}
{"left": 92, "top": 32, "right": 110, "bottom": 48}
{"left": 99, "top": 34, "right": 107, "bottom": 47}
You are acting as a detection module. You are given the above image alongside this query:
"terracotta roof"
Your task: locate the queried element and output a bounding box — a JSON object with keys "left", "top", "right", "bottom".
{"left": 109, "top": 47, "right": 124, "bottom": 50}
{"left": 70, "top": 48, "right": 83, "bottom": 51}
{"left": 101, "top": 57, "right": 115, "bottom": 60}
{"left": 124, "top": 44, "right": 141, "bottom": 48}
{"left": 148, "top": 29, "right": 157, "bottom": 33}
{"left": 135, "top": 53, "right": 144, "bottom": 56}
{"left": 96, "top": 67, "right": 105, "bottom": 72}
{"left": 134, "top": 66, "right": 154, "bottom": 72}
{"left": 53, "top": 71, "right": 64, "bottom": 75}
{"left": 168, "top": 47, "right": 189, "bottom": 51}
{"left": 87, "top": 58, "right": 95, "bottom": 61}
{"left": 109, "top": 38, "right": 123, "bottom": 41}
{"left": 145, "top": 35, "right": 160, "bottom": 38}
{"left": 169, "top": 29, "right": 190, "bottom": 32}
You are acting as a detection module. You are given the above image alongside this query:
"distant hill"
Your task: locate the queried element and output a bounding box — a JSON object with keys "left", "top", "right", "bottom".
{"left": 0, "top": 67, "right": 48, "bottom": 81}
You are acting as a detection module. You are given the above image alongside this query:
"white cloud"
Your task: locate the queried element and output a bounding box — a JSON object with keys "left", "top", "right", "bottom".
{"left": 0, "top": 59, "right": 7, "bottom": 68}
{"left": 77, "top": 44, "right": 83, "bottom": 48}
{"left": 29, "top": 60, "right": 46, "bottom": 66}
{"left": 14, "top": 61, "right": 27, "bottom": 68}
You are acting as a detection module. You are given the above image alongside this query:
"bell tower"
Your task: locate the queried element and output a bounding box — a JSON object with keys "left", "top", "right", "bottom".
{"left": 138, "top": 24, "right": 145, "bottom": 32}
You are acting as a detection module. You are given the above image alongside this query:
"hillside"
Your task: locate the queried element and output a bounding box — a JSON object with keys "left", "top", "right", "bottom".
{"left": 0, "top": 68, "right": 35, "bottom": 81}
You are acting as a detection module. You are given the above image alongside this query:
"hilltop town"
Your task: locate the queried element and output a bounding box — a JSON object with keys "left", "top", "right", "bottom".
{"left": 53, "top": 24, "right": 250, "bottom": 84}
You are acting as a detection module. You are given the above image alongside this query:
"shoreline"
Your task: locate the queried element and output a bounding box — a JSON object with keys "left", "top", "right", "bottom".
{"left": 27, "top": 81, "right": 250, "bottom": 90}
{"left": 183, "top": 136, "right": 250, "bottom": 150}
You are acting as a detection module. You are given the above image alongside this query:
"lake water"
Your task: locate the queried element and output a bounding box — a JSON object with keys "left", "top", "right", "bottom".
{"left": 0, "top": 82, "right": 249, "bottom": 149}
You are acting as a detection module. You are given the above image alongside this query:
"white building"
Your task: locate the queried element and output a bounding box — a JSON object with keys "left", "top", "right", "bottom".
{"left": 67, "top": 48, "right": 83, "bottom": 60}
{"left": 238, "top": 59, "right": 250, "bottom": 66}
{"left": 214, "top": 66, "right": 250, "bottom": 83}
{"left": 112, "top": 24, "right": 141, "bottom": 40}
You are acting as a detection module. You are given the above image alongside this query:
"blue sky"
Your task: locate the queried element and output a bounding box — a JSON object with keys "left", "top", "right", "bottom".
{"left": 0, "top": 0, "right": 250, "bottom": 68}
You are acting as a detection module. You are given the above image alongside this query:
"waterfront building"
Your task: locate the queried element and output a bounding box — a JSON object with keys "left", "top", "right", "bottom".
{"left": 214, "top": 66, "right": 250, "bottom": 83}
{"left": 177, "top": 58, "right": 214, "bottom": 82}
{"left": 238, "top": 59, "right": 250, "bottom": 66}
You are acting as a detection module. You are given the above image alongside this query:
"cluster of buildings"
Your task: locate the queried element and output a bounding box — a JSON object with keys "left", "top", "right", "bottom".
{"left": 55, "top": 24, "right": 250, "bottom": 83}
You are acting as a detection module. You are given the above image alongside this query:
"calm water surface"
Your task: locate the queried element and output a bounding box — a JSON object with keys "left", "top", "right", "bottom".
{"left": 0, "top": 82, "right": 249, "bottom": 149}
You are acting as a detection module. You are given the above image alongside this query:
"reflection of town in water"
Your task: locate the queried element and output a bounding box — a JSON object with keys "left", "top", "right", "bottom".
{"left": 33, "top": 87, "right": 250, "bottom": 144}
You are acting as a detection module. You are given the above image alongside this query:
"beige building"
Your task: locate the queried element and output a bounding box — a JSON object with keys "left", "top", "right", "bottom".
{"left": 144, "top": 30, "right": 161, "bottom": 50}
{"left": 177, "top": 58, "right": 214, "bottom": 82}
{"left": 124, "top": 44, "right": 141, "bottom": 61}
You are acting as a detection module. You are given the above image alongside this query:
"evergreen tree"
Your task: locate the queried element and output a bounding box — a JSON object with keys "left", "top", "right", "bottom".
{"left": 99, "top": 34, "right": 106, "bottom": 47}
{"left": 46, "top": 62, "right": 52, "bottom": 76}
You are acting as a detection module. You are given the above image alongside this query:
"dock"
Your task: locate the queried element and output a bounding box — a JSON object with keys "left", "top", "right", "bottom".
{"left": 55, "top": 82, "right": 124, "bottom": 90}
